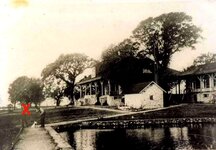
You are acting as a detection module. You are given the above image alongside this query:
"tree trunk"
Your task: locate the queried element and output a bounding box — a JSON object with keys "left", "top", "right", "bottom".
{"left": 34, "top": 103, "right": 38, "bottom": 108}
{"left": 56, "top": 99, "right": 61, "bottom": 106}
{"left": 66, "top": 82, "right": 75, "bottom": 105}
{"left": 13, "top": 101, "right": 16, "bottom": 110}
{"left": 154, "top": 61, "right": 159, "bottom": 84}
{"left": 68, "top": 92, "right": 74, "bottom": 105}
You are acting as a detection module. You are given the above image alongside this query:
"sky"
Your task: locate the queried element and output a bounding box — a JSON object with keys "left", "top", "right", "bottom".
{"left": 0, "top": 0, "right": 216, "bottom": 106}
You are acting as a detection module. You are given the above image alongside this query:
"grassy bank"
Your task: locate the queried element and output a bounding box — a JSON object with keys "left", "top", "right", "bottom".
{"left": 0, "top": 106, "right": 120, "bottom": 150}
{"left": 103, "top": 104, "right": 216, "bottom": 120}
{"left": 2, "top": 104, "right": 216, "bottom": 149}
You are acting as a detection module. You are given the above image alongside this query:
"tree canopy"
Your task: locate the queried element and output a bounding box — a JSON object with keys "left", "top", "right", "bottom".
{"left": 8, "top": 76, "right": 44, "bottom": 107}
{"left": 43, "top": 76, "right": 66, "bottom": 106}
{"left": 99, "top": 39, "right": 154, "bottom": 93}
{"left": 132, "top": 12, "right": 202, "bottom": 88}
{"left": 41, "top": 53, "right": 95, "bottom": 103}
{"left": 184, "top": 52, "right": 216, "bottom": 71}
{"left": 193, "top": 52, "right": 216, "bottom": 66}
{"left": 100, "top": 12, "right": 201, "bottom": 91}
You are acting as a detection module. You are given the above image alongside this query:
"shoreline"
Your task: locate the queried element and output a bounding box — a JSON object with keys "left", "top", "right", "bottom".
{"left": 54, "top": 117, "right": 216, "bottom": 132}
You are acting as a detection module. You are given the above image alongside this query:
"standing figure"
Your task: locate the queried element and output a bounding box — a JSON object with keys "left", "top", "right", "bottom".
{"left": 36, "top": 106, "right": 46, "bottom": 127}
{"left": 21, "top": 115, "right": 28, "bottom": 128}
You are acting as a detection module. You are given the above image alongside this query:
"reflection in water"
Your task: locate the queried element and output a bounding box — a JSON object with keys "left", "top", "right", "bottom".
{"left": 60, "top": 124, "right": 216, "bottom": 150}
{"left": 170, "top": 127, "right": 193, "bottom": 149}
{"left": 74, "top": 129, "right": 97, "bottom": 150}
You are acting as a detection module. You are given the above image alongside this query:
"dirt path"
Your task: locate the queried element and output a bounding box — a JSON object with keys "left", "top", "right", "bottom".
{"left": 13, "top": 128, "right": 56, "bottom": 150}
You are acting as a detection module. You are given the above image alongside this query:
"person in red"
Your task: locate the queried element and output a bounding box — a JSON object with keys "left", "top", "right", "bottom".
{"left": 21, "top": 103, "right": 31, "bottom": 128}
{"left": 35, "top": 106, "right": 46, "bottom": 127}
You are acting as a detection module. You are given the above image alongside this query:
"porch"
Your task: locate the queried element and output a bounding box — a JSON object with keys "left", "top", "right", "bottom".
{"left": 77, "top": 76, "right": 123, "bottom": 106}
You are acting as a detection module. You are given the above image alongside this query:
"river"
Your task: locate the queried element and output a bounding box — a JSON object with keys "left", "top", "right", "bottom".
{"left": 59, "top": 123, "right": 216, "bottom": 150}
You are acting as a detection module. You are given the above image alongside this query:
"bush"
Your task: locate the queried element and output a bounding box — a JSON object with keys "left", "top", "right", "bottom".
{"left": 7, "top": 104, "right": 14, "bottom": 113}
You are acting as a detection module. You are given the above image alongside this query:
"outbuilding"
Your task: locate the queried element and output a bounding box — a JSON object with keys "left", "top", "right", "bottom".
{"left": 125, "top": 81, "right": 165, "bottom": 109}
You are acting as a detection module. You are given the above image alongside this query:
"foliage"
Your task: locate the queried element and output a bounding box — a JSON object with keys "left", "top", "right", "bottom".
{"left": 7, "top": 104, "right": 13, "bottom": 112}
{"left": 193, "top": 52, "right": 216, "bottom": 66}
{"left": 41, "top": 53, "right": 95, "bottom": 103}
{"left": 184, "top": 52, "right": 216, "bottom": 71}
{"left": 8, "top": 76, "right": 44, "bottom": 106}
{"left": 133, "top": 12, "right": 202, "bottom": 70}
{"left": 43, "top": 76, "right": 66, "bottom": 106}
{"left": 101, "top": 39, "right": 139, "bottom": 61}
{"left": 132, "top": 12, "right": 202, "bottom": 89}
{"left": 99, "top": 39, "right": 154, "bottom": 93}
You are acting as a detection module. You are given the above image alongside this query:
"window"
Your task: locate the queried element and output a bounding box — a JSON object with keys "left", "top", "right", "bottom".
{"left": 203, "top": 94, "right": 209, "bottom": 98}
{"left": 150, "top": 95, "right": 154, "bottom": 100}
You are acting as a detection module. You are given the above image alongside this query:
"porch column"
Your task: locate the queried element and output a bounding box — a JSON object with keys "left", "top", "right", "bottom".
{"left": 214, "top": 74, "right": 216, "bottom": 88}
{"left": 108, "top": 80, "right": 111, "bottom": 95}
{"left": 80, "top": 85, "right": 82, "bottom": 98}
{"left": 178, "top": 80, "right": 181, "bottom": 94}
{"left": 89, "top": 83, "right": 92, "bottom": 95}
{"left": 84, "top": 85, "right": 87, "bottom": 96}
{"left": 100, "top": 81, "right": 104, "bottom": 95}
{"left": 94, "top": 82, "right": 98, "bottom": 94}
{"left": 118, "top": 85, "right": 122, "bottom": 95}
{"left": 198, "top": 76, "right": 203, "bottom": 92}
{"left": 175, "top": 82, "right": 178, "bottom": 94}
{"left": 209, "top": 74, "right": 214, "bottom": 90}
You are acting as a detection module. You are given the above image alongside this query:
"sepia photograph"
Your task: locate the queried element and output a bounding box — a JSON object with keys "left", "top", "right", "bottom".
{"left": 1, "top": 0, "right": 216, "bottom": 149}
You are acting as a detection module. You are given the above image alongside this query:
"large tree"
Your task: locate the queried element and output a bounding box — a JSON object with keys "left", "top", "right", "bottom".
{"left": 133, "top": 12, "right": 202, "bottom": 86}
{"left": 43, "top": 76, "right": 65, "bottom": 106}
{"left": 99, "top": 39, "right": 154, "bottom": 93}
{"left": 41, "top": 53, "right": 95, "bottom": 104}
{"left": 8, "top": 76, "right": 44, "bottom": 108}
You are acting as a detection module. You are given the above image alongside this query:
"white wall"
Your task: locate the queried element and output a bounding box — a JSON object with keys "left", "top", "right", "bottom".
{"left": 84, "top": 95, "right": 97, "bottom": 105}
{"left": 99, "top": 95, "right": 121, "bottom": 106}
{"left": 197, "top": 92, "right": 216, "bottom": 103}
{"left": 125, "top": 84, "right": 164, "bottom": 109}
{"left": 170, "top": 81, "right": 186, "bottom": 94}
{"left": 40, "top": 97, "right": 70, "bottom": 106}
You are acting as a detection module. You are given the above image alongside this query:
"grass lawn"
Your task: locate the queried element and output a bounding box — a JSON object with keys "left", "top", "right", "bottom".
{"left": 106, "top": 104, "right": 216, "bottom": 120}
{"left": 44, "top": 107, "right": 120, "bottom": 123}
{"left": 0, "top": 106, "right": 120, "bottom": 150}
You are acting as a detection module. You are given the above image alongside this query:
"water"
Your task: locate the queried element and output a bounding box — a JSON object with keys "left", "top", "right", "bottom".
{"left": 59, "top": 124, "right": 216, "bottom": 150}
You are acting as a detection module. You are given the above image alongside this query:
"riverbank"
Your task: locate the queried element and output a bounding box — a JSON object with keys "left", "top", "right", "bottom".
{"left": 5, "top": 104, "right": 216, "bottom": 149}
{"left": 0, "top": 106, "right": 121, "bottom": 150}
{"left": 50, "top": 104, "right": 216, "bottom": 149}
{"left": 102, "top": 104, "right": 216, "bottom": 120}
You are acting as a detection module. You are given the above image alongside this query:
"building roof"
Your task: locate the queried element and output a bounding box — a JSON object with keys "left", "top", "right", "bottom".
{"left": 167, "top": 68, "right": 181, "bottom": 76}
{"left": 127, "top": 81, "right": 166, "bottom": 94}
{"left": 77, "top": 76, "right": 102, "bottom": 85}
{"left": 181, "top": 62, "right": 216, "bottom": 76}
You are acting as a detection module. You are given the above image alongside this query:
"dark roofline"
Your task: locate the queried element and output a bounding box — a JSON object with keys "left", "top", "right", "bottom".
{"left": 141, "top": 81, "right": 166, "bottom": 93}
{"left": 127, "top": 81, "right": 166, "bottom": 94}
{"left": 167, "top": 68, "right": 181, "bottom": 76}
{"left": 77, "top": 76, "right": 102, "bottom": 85}
{"left": 181, "top": 62, "right": 216, "bottom": 77}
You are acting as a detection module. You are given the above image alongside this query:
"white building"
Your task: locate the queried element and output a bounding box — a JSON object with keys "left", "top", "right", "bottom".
{"left": 125, "top": 81, "right": 165, "bottom": 109}
{"left": 76, "top": 65, "right": 122, "bottom": 106}
{"left": 181, "top": 62, "right": 216, "bottom": 103}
